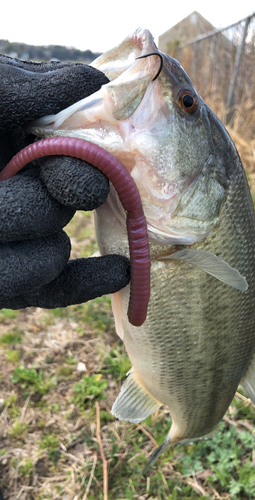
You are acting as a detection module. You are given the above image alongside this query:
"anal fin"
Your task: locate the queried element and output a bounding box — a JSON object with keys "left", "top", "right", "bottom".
{"left": 112, "top": 368, "right": 161, "bottom": 423}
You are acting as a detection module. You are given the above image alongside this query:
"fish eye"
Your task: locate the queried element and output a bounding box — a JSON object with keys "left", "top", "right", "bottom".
{"left": 178, "top": 89, "right": 198, "bottom": 114}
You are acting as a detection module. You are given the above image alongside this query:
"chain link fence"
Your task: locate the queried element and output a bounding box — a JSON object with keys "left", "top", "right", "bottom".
{"left": 166, "top": 14, "right": 255, "bottom": 138}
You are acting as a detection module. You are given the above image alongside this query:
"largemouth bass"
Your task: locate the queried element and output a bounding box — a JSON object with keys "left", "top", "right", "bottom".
{"left": 28, "top": 28, "right": 255, "bottom": 469}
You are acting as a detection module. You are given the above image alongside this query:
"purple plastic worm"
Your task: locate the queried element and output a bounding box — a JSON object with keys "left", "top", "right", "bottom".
{"left": 0, "top": 136, "right": 150, "bottom": 327}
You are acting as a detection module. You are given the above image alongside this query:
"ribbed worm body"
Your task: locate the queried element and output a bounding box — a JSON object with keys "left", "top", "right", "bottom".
{"left": 0, "top": 137, "right": 150, "bottom": 326}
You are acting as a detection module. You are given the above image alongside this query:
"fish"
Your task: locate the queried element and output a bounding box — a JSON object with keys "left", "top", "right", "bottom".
{"left": 27, "top": 28, "right": 255, "bottom": 470}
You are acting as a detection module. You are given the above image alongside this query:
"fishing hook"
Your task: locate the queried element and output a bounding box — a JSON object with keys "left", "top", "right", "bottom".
{"left": 136, "top": 51, "right": 164, "bottom": 81}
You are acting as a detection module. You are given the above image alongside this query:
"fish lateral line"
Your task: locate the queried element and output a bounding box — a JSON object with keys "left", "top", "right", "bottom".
{"left": 0, "top": 136, "right": 151, "bottom": 327}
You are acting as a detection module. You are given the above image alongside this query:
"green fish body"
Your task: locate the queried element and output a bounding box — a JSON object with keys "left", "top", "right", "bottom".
{"left": 29, "top": 28, "right": 255, "bottom": 467}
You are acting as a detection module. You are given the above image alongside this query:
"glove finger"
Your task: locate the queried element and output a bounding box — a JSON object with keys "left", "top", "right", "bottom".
{"left": 0, "top": 57, "right": 109, "bottom": 132}
{"left": 0, "top": 168, "right": 75, "bottom": 242}
{"left": 4, "top": 255, "right": 130, "bottom": 309}
{"left": 38, "top": 156, "right": 109, "bottom": 210}
{"left": 0, "top": 230, "right": 71, "bottom": 305}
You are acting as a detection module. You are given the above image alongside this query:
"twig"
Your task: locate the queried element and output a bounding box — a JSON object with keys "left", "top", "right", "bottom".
{"left": 223, "top": 415, "right": 238, "bottom": 427}
{"left": 0, "top": 367, "right": 15, "bottom": 375}
{"left": 82, "top": 454, "right": 97, "bottom": 500}
{"left": 95, "top": 401, "right": 108, "bottom": 500}
{"left": 209, "top": 485, "right": 221, "bottom": 499}
{"left": 16, "top": 486, "right": 34, "bottom": 500}
{"left": 235, "top": 391, "right": 255, "bottom": 408}
{"left": 186, "top": 477, "right": 207, "bottom": 496}
{"left": 60, "top": 450, "right": 84, "bottom": 464}
{"left": 20, "top": 392, "right": 33, "bottom": 422}
{"left": 135, "top": 423, "right": 158, "bottom": 447}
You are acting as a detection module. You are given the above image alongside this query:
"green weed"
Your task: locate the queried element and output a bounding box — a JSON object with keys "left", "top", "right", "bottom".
{"left": 0, "top": 309, "right": 19, "bottom": 320}
{"left": 63, "top": 354, "right": 77, "bottom": 365}
{"left": 100, "top": 410, "right": 114, "bottom": 422}
{"left": 44, "top": 355, "right": 55, "bottom": 364}
{"left": 57, "top": 366, "right": 73, "bottom": 377}
{"left": 231, "top": 392, "right": 255, "bottom": 422}
{"left": 6, "top": 349, "right": 20, "bottom": 364}
{"left": 12, "top": 365, "right": 55, "bottom": 395}
{"left": 4, "top": 395, "right": 20, "bottom": 418}
{"left": 18, "top": 457, "right": 34, "bottom": 477}
{"left": 71, "top": 374, "right": 107, "bottom": 409}
{"left": 38, "top": 420, "right": 45, "bottom": 429}
{"left": 0, "top": 328, "right": 23, "bottom": 345}
{"left": 171, "top": 421, "right": 255, "bottom": 498}
{"left": 39, "top": 433, "right": 61, "bottom": 465}
{"left": 102, "top": 347, "right": 132, "bottom": 380}
{"left": 80, "top": 296, "right": 114, "bottom": 333}
{"left": 9, "top": 420, "right": 28, "bottom": 438}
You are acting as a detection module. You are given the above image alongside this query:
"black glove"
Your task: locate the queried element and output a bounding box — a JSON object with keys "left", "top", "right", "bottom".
{"left": 0, "top": 55, "right": 130, "bottom": 309}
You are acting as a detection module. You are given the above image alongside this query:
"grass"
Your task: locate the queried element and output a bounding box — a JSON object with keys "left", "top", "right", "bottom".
{"left": 71, "top": 374, "right": 108, "bottom": 409}
{"left": 11, "top": 365, "right": 56, "bottom": 396}
{"left": 101, "top": 347, "right": 132, "bottom": 381}
{"left": 0, "top": 305, "right": 255, "bottom": 499}
{"left": 5, "top": 349, "right": 20, "bottom": 364}
{"left": 39, "top": 433, "right": 62, "bottom": 465}
{"left": 1, "top": 250, "right": 255, "bottom": 500}
{"left": 0, "top": 328, "right": 23, "bottom": 345}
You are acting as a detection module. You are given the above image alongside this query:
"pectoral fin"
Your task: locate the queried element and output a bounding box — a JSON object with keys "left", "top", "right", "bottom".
{"left": 112, "top": 368, "right": 161, "bottom": 423}
{"left": 161, "top": 249, "right": 248, "bottom": 292}
{"left": 241, "top": 353, "right": 255, "bottom": 404}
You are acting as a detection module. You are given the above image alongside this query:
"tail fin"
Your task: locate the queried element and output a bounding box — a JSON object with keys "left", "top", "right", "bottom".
{"left": 143, "top": 435, "right": 174, "bottom": 474}
{"left": 143, "top": 427, "right": 217, "bottom": 474}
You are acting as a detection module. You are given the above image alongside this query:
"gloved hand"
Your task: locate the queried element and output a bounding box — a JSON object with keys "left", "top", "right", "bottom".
{"left": 0, "top": 55, "right": 130, "bottom": 309}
